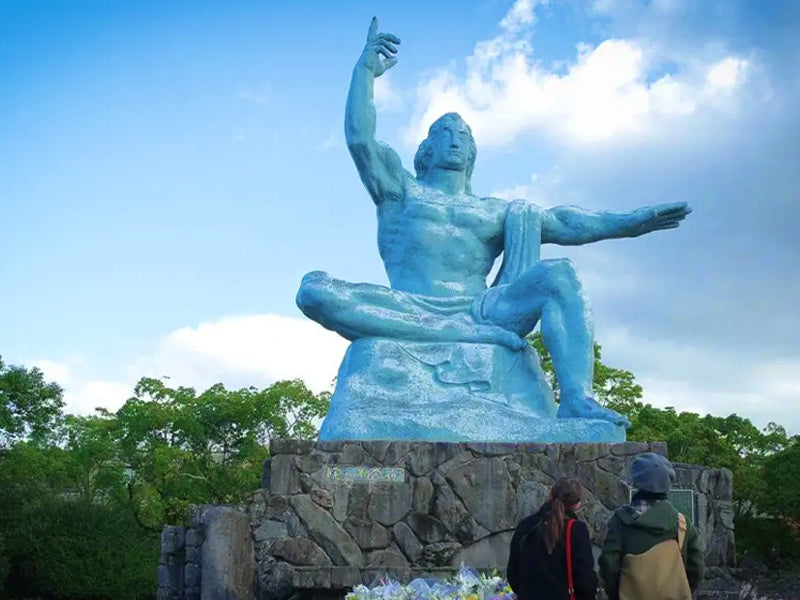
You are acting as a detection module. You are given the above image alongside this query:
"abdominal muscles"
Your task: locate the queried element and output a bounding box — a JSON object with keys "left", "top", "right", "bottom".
{"left": 378, "top": 218, "right": 498, "bottom": 297}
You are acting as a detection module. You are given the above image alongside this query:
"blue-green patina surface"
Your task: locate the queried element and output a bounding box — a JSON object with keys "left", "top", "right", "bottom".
{"left": 297, "top": 19, "right": 691, "bottom": 443}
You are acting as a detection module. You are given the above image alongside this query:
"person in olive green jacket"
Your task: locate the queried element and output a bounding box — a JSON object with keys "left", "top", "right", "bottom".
{"left": 599, "top": 453, "right": 705, "bottom": 600}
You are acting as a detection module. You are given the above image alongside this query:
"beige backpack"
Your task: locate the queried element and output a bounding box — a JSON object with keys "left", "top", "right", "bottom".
{"left": 619, "top": 512, "right": 692, "bottom": 600}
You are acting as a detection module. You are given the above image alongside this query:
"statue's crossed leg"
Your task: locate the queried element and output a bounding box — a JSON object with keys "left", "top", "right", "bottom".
{"left": 296, "top": 270, "right": 526, "bottom": 351}
{"left": 297, "top": 259, "right": 629, "bottom": 426}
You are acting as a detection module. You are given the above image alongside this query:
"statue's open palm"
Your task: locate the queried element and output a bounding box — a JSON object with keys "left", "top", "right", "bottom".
{"left": 359, "top": 17, "right": 401, "bottom": 77}
{"left": 633, "top": 202, "right": 692, "bottom": 236}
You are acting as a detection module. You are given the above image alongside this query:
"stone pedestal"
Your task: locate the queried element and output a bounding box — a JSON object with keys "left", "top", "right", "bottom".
{"left": 248, "top": 440, "right": 735, "bottom": 600}
{"left": 320, "top": 338, "right": 626, "bottom": 443}
{"left": 158, "top": 440, "right": 736, "bottom": 599}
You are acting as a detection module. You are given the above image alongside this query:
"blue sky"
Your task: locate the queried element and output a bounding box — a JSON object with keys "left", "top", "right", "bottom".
{"left": 2, "top": 0, "right": 799, "bottom": 433}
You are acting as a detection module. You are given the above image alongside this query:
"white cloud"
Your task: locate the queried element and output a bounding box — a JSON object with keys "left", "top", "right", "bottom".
{"left": 755, "top": 361, "right": 800, "bottom": 399}
{"left": 33, "top": 314, "right": 349, "bottom": 416}
{"left": 490, "top": 173, "right": 541, "bottom": 200}
{"left": 403, "top": 1, "right": 759, "bottom": 148}
{"left": 31, "top": 358, "right": 132, "bottom": 416}
{"left": 649, "top": 75, "right": 697, "bottom": 115}
{"left": 706, "top": 57, "right": 748, "bottom": 90}
{"left": 374, "top": 73, "right": 403, "bottom": 112}
{"left": 640, "top": 376, "right": 800, "bottom": 433}
{"left": 500, "top": 0, "right": 542, "bottom": 32}
{"left": 135, "top": 313, "right": 348, "bottom": 394}
{"left": 596, "top": 326, "right": 800, "bottom": 433}
{"left": 32, "top": 359, "right": 74, "bottom": 386}
{"left": 65, "top": 380, "right": 133, "bottom": 415}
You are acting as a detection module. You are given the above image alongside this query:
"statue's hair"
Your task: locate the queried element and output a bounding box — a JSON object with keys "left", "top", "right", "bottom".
{"left": 413, "top": 113, "right": 477, "bottom": 194}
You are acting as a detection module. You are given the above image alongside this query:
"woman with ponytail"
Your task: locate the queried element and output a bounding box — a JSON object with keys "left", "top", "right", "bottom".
{"left": 507, "top": 478, "right": 598, "bottom": 600}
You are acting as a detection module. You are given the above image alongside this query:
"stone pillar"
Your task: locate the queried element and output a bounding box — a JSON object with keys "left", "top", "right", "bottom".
{"left": 184, "top": 526, "right": 204, "bottom": 600}
{"left": 199, "top": 506, "right": 256, "bottom": 600}
{"left": 157, "top": 525, "right": 185, "bottom": 600}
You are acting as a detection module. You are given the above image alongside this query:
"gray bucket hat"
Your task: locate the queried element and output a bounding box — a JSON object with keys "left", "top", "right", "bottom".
{"left": 631, "top": 452, "right": 675, "bottom": 493}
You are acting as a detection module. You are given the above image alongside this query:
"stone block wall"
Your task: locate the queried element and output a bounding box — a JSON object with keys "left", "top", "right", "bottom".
{"left": 252, "top": 440, "right": 735, "bottom": 599}
{"left": 158, "top": 440, "right": 736, "bottom": 600}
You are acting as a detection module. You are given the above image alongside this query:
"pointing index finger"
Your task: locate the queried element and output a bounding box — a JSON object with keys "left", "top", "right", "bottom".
{"left": 368, "top": 17, "right": 378, "bottom": 41}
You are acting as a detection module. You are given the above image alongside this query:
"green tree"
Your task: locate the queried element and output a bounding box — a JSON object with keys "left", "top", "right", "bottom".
{"left": 759, "top": 437, "right": 800, "bottom": 520}
{"left": 0, "top": 533, "right": 8, "bottom": 593}
{"left": 116, "top": 377, "right": 330, "bottom": 526}
{"left": 56, "top": 413, "right": 130, "bottom": 503}
{"left": 0, "top": 437, "right": 159, "bottom": 600}
{"left": 0, "top": 358, "right": 333, "bottom": 598}
{"left": 0, "top": 356, "right": 65, "bottom": 447}
{"left": 735, "top": 437, "right": 800, "bottom": 564}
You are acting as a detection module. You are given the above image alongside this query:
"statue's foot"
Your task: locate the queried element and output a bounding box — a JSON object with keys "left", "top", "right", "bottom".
{"left": 505, "top": 331, "right": 527, "bottom": 352}
{"left": 466, "top": 323, "right": 526, "bottom": 351}
{"left": 557, "top": 396, "right": 631, "bottom": 428}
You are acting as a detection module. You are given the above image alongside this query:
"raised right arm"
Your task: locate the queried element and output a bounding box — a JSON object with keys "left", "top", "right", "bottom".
{"left": 345, "top": 18, "right": 406, "bottom": 204}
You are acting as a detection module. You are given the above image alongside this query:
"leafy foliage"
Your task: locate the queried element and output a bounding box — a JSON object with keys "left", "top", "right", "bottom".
{"left": 117, "top": 377, "right": 329, "bottom": 525}
{"left": 0, "top": 355, "right": 65, "bottom": 447}
{"left": 0, "top": 533, "right": 8, "bottom": 591}
{"left": 0, "top": 359, "right": 330, "bottom": 599}
{"left": 759, "top": 438, "right": 800, "bottom": 519}
{"left": 3, "top": 496, "right": 158, "bottom": 600}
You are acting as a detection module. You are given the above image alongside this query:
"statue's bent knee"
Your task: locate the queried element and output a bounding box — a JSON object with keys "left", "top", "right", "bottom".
{"left": 544, "top": 258, "right": 581, "bottom": 296}
{"left": 296, "top": 271, "right": 331, "bottom": 318}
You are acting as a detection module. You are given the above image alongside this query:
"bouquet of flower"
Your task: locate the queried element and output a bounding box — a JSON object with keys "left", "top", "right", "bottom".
{"left": 345, "top": 565, "right": 516, "bottom": 600}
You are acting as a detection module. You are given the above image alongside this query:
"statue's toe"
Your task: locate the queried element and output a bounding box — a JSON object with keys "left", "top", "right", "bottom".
{"left": 557, "top": 397, "right": 630, "bottom": 428}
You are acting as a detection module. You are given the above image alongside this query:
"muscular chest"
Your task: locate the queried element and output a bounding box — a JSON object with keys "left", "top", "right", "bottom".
{"left": 392, "top": 192, "right": 504, "bottom": 241}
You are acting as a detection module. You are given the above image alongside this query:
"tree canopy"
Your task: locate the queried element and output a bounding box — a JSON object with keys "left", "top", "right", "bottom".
{"left": 0, "top": 356, "right": 64, "bottom": 447}
{"left": 0, "top": 364, "right": 329, "bottom": 599}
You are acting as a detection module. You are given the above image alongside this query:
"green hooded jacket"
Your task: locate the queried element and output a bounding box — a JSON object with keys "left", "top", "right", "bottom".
{"left": 599, "top": 499, "right": 705, "bottom": 600}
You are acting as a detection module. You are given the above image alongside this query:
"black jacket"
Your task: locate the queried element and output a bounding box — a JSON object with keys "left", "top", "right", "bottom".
{"left": 507, "top": 503, "right": 598, "bottom": 600}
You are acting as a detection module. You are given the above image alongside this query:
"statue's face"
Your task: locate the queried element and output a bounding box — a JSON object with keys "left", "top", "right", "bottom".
{"left": 429, "top": 119, "right": 472, "bottom": 172}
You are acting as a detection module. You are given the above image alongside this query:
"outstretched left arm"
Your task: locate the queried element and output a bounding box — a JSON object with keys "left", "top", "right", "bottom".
{"left": 541, "top": 202, "right": 691, "bottom": 245}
